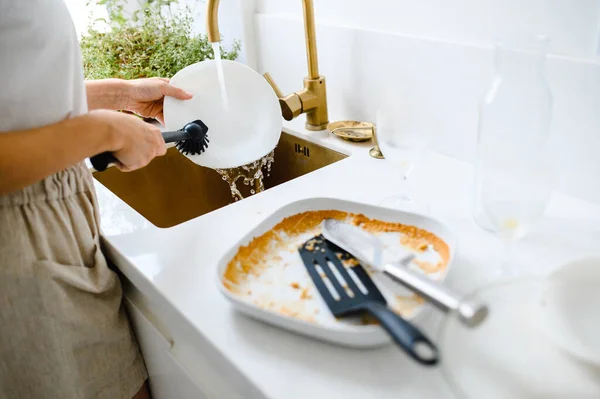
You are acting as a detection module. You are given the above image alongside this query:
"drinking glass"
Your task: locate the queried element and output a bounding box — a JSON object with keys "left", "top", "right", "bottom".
{"left": 376, "top": 99, "right": 432, "bottom": 214}
{"left": 480, "top": 155, "right": 552, "bottom": 278}
{"left": 476, "top": 35, "right": 554, "bottom": 279}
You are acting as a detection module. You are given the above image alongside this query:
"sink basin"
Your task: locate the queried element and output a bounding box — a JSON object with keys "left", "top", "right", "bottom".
{"left": 92, "top": 132, "right": 348, "bottom": 228}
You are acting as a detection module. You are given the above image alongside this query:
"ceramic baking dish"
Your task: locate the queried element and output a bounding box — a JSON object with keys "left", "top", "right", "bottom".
{"left": 215, "top": 197, "right": 457, "bottom": 348}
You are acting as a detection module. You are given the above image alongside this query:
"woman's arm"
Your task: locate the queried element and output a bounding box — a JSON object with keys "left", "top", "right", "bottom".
{"left": 85, "top": 79, "right": 130, "bottom": 111}
{"left": 0, "top": 112, "right": 116, "bottom": 195}
{"left": 0, "top": 110, "right": 165, "bottom": 196}
{"left": 85, "top": 78, "right": 192, "bottom": 124}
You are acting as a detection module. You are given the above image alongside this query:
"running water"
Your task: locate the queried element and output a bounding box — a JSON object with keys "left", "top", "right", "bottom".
{"left": 210, "top": 43, "right": 275, "bottom": 201}
{"left": 212, "top": 42, "right": 229, "bottom": 109}
{"left": 215, "top": 151, "right": 276, "bottom": 202}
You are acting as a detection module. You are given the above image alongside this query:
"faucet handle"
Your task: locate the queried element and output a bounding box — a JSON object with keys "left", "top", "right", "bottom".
{"left": 263, "top": 72, "right": 284, "bottom": 99}
{"left": 263, "top": 72, "right": 302, "bottom": 121}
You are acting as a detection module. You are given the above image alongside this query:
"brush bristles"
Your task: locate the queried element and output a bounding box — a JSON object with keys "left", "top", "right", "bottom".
{"left": 175, "top": 135, "right": 210, "bottom": 156}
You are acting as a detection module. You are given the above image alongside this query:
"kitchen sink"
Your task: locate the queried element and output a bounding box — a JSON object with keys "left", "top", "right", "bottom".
{"left": 92, "top": 132, "right": 348, "bottom": 228}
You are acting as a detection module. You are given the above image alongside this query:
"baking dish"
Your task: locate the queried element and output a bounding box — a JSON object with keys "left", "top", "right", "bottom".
{"left": 215, "top": 197, "right": 457, "bottom": 348}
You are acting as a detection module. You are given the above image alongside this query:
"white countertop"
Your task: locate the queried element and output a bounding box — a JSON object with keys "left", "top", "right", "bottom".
{"left": 93, "top": 118, "right": 600, "bottom": 399}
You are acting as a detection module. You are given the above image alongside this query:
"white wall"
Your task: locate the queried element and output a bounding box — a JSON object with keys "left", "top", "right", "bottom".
{"left": 252, "top": 1, "right": 600, "bottom": 204}
{"left": 256, "top": 0, "right": 600, "bottom": 60}
{"left": 63, "top": 0, "right": 100, "bottom": 36}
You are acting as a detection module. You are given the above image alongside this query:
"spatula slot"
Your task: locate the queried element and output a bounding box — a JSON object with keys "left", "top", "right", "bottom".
{"left": 326, "top": 255, "right": 364, "bottom": 300}
{"left": 346, "top": 267, "right": 369, "bottom": 296}
{"left": 326, "top": 259, "right": 355, "bottom": 298}
{"left": 314, "top": 263, "right": 341, "bottom": 301}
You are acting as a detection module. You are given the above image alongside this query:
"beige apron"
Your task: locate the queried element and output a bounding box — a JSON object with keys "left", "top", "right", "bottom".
{"left": 0, "top": 162, "right": 148, "bottom": 398}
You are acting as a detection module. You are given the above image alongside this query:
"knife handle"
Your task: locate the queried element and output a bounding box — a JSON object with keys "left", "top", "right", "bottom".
{"left": 382, "top": 263, "right": 488, "bottom": 327}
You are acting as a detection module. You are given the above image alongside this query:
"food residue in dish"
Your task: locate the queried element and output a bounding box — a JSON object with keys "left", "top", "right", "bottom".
{"left": 300, "top": 287, "right": 312, "bottom": 300}
{"left": 341, "top": 258, "right": 360, "bottom": 268}
{"left": 392, "top": 294, "right": 426, "bottom": 317}
{"left": 223, "top": 210, "right": 450, "bottom": 327}
{"left": 413, "top": 259, "right": 443, "bottom": 274}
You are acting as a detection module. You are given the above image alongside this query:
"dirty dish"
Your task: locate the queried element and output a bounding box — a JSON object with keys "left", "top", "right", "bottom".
{"left": 163, "top": 60, "right": 282, "bottom": 169}
{"left": 215, "top": 197, "right": 456, "bottom": 348}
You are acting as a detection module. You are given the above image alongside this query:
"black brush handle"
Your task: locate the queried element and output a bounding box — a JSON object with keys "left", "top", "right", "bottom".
{"left": 364, "top": 301, "right": 439, "bottom": 366}
{"left": 90, "top": 129, "right": 189, "bottom": 172}
{"left": 162, "top": 128, "right": 190, "bottom": 143}
{"left": 90, "top": 151, "right": 118, "bottom": 172}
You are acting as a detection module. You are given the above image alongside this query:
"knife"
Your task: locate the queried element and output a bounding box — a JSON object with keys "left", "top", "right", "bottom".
{"left": 321, "top": 218, "right": 488, "bottom": 328}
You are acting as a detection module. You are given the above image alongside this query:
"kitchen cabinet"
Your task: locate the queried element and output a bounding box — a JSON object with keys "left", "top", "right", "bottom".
{"left": 124, "top": 296, "right": 209, "bottom": 398}
{"left": 123, "top": 285, "right": 243, "bottom": 399}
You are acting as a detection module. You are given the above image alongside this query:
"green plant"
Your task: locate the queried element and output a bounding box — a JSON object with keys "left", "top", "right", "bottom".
{"left": 81, "top": 0, "right": 240, "bottom": 80}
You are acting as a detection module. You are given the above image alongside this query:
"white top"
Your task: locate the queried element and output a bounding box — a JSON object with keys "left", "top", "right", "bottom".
{"left": 0, "top": 0, "right": 87, "bottom": 132}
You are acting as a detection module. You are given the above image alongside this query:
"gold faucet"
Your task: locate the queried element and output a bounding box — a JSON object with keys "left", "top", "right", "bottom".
{"left": 206, "top": 0, "right": 329, "bottom": 131}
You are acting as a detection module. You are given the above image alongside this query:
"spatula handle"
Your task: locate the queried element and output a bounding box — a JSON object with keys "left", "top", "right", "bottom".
{"left": 364, "top": 301, "right": 439, "bottom": 366}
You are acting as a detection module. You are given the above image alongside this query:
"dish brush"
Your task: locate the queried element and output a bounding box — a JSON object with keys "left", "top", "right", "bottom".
{"left": 90, "top": 119, "right": 209, "bottom": 172}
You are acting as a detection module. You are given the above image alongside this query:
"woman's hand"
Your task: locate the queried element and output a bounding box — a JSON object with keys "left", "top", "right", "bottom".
{"left": 124, "top": 77, "right": 193, "bottom": 125}
{"left": 85, "top": 77, "right": 192, "bottom": 124}
{"left": 92, "top": 109, "right": 167, "bottom": 172}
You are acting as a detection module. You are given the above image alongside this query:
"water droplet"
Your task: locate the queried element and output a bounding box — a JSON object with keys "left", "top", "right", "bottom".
{"left": 214, "top": 149, "right": 275, "bottom": 201}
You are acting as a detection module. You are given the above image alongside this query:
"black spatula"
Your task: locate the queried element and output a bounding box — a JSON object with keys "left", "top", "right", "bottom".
{"left": 298, "top": 234, "right": 439, "bottom": 366}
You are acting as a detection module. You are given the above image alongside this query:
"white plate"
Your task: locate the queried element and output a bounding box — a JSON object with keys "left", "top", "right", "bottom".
{"left": 537, "top": 256, "right": 600, "bottom": 366}
{"left": 438, "top": 277, "right": 600, "bottom": 399}
{"left": 215, "top": 197, "right": 457, "bottom": 348}
{"left": 163, "top": 59, "right": 282, "bottom": 169}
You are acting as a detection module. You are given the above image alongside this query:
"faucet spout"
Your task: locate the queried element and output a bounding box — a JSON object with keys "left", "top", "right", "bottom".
{"left": 206, "top": 0, "right": 221, "bottom": 43}
{"left": 205, "top": 0, "right": 329, "bottom": 131}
